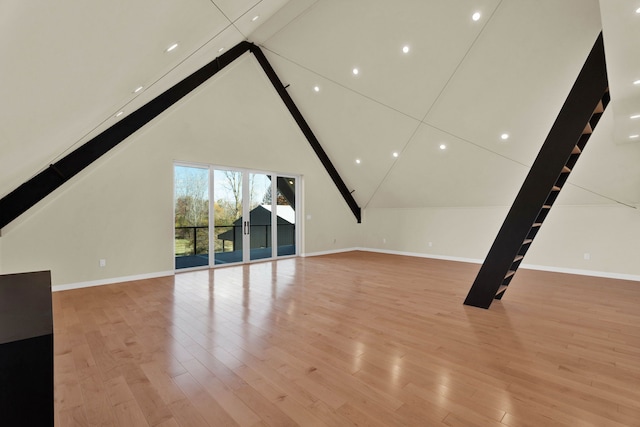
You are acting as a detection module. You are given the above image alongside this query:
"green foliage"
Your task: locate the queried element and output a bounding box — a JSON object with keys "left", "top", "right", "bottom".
{"left": 175, "top": 196, "right": 209, "bottom": 227}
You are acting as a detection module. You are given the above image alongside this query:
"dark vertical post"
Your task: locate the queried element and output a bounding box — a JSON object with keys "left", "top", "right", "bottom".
{"left": 193, "top": 226, "right": 197, "bottom": 255}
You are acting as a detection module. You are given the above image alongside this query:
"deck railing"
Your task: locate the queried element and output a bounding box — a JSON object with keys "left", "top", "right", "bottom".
{"left": 175, "top": 224, "right": 295, "bottom": 256}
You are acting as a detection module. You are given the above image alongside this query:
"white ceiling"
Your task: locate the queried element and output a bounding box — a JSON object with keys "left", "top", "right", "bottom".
{"left": 0, "top": 0, "right": 289, "bottom": 198}
{"left": 1, "top": 0, "right": 639, "bottom": 213}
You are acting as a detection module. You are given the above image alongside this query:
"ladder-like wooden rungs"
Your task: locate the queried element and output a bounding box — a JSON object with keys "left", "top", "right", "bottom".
{"left": 583, "top": 123, "right": 593, "bottom": 135}
{"left": 513, "top": 255, "right": 524, "bottom": 262}
{"left": 496, "top": 285, "right": 508, "bottom": 296}
{"left": 523, "top": 239, "right": 533, "bottom": 245}
{"left": 543, "top": 204, "right": 552, "bottom": 209}
{"left": 594, "top": 100, "right": 604, "bottom": 114}
{"left": 562, "top": 166, "right": 571, "bottom": 173}
{"left": 504, "top": 270, "right": 516, "bottom": 279}
{"left": 572, "top": 145, "right": 582, "bottom": 155}
{"left": 552, "top": 185, "right": 561, "bottom": 191}
{"left": 532, "top": 222, "right": 542, "bottom": 228}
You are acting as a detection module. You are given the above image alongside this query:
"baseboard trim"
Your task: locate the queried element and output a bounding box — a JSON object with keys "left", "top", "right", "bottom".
{"left": 357, "top": 248, "right": 640, "bottom": 282}
{"left": 50, "top": 249, "right": 640, "bottom": 292}
{"left": 301, "top": 247, "right": 360, "bottom": 258}
{"left": 360, "top": 247, "right": 484, "bottom": 265}
{"left": 518, "top": 263, "right": 640, "bottom": 282}
{"left": 52, "top": 270, "right": 175, "bottom": 292}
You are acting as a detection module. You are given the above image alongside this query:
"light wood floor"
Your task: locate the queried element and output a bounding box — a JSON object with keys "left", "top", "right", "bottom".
{"left": 53, "top": 251, "right": 640, "bottom": 426}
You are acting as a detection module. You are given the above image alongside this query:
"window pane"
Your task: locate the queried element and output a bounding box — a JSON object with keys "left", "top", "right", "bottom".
{"left": 249, "top": 173, "right": 273, "bottom": 261}
{"left": 276, "top": 177, "right": 296, "bottom": 257}
{"left": 174, "top": 165, "right": 209, "bottom": 269}
{"left": 213, "top": 169, "right": 243, "bottom": 264}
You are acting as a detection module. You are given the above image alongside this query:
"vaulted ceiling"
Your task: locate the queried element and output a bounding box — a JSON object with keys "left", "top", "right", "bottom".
{"left": 1, "top": 0, "right": 639, "bottom": 217}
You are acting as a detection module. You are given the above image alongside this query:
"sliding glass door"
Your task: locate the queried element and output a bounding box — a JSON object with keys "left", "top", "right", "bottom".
{"left": 248, "top": 173, "right": 273, "bottom": 261}
{"left": 276, "top": 176, "right": 296, "bottom": 256}
{"left": 175, "top": 163, "right": 298, "bottom": 270}
{"left": 213, "top": 169, "right": 244, "bottom": 264}
{"left": 174, "top": 165, "right": 210, "bottom": 269}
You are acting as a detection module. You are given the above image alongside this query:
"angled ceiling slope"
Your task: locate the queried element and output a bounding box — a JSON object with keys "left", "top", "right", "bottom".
{"left": 0, "top": 0, "right": 295, "bottom": 199}
{"left": 0, "top": 42, "right": 360, "bottom": 229}
{"left": 2, "top": 0, "right": 638, "bottom": 228}
{"left": 258, "top": 0, "right": 639, "bottom": 209}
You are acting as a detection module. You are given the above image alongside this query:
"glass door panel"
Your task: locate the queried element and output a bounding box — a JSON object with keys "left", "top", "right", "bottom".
{"left": 174, "top": 165, "right": 209, "bottom": 269}
{"left": 249, "top": 173, "right": 273, "bottom": 261}
{"left": 175, "top": 164, "right": 299, "bottom": 269}
{"left": 213, "top": 169, "right": 243, "bottom": 265}
{"left": 276, "top": 177, "right": 296, "bottom": 257}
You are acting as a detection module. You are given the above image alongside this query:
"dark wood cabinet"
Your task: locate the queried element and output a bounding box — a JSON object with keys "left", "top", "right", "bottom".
{"left": 0, "top": 271, "right": 53, "bottom": 426}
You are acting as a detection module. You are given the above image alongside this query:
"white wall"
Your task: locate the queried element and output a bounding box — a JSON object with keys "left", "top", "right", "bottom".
{"left": 525, "top": 204, "right": 640, "bottom": 277}
{"left": 0, "top": 55, "right": 361, "bottom": 286}
{"left": 361, "top": 206, "right": 507, "bottom": 263}
{"left": 2, "top": 53, "right": 638, "bottom": 287}
{"left": 361, "top": 203, "right": 640, "bottom": 279}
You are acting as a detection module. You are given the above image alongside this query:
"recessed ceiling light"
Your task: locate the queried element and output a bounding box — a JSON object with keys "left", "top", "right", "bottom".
{"left": 115, "top": 111, "right": 124, "bottom": 117}
{"left": 313, "top": 86, "right": 320, "bottom": 92}
{"left": 218, "top": 47, "right": 225, "bottom": 53}
{"left": 251, "top": 15, "right": 259, "bottom": 22}
{"left": 352, "top": 68, "right": 359, "bottom": 76}
{"left": 631, "top": 114, "right": 640, "bottom": 119}
{"left": 402, "top": 45, "right": 410, "bottom": 54}
{"left": 472, "top": 12, "right": 481, "bottom": 21}
{"left": 165, "top": 43, "right": 178, "bottom": 53}
{"left": 439, "top": 144, "right": 447, "bottom": 150}
{"left": 393, "top": 152, "right": 399, "bottom": 158}
{"left": 501, "top": 133, "right": 509, "bottom": 140}
{"left": 356, "top": 158, "right": 361, "bottom": 164}
{"left": 636, "top": 7, "right": 640, "bottom": 13}
{"left": 133, "top": 86, "right": 143, "bottom": 93}
{"left": 634, "top": 80, "right": 640, "bottom": 85}
{"left": 630, "top": 134, "right": 640, "bottom": 139}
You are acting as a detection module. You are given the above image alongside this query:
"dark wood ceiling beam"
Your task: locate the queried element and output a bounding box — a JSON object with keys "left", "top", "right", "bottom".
{"left": 0, "top": 41, "right": 361, "bottom": 228}
{"left": 249, "top": 44, "right": 361, "bottom": 223}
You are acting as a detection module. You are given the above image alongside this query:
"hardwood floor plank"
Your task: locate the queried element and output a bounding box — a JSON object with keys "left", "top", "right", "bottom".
{"left": 121, "top": 364, "right": 175, "bottom": 426}
{"left": 55, "top": 352, "right": 85, "bottom": 410}
{"left": 166, "top": 398, "right": 210, "bottom": 427}
{"left": 179, "top": 357, "right": 262, "bottom": 427}
{"left": 335, "top": 402, "right": 389, "bottom": 427}
{"left": 58, "top": 405, "right": 89, "bottom": 427}
{"left": 52, "top": 252, "right": 640, "bottom": 426}
{"left": 111, "top": 399, "right": 150, "bottom": 427}
{"left": 228, "top": 381, "right": 300, "bottom": 427}
{"left": 403, "top": 382, "right": 506, "bottom": 423}
{"left": 104, "top": 375, "right": 136, "bottom": 407}
{"left": 78, "top": 372, "right": 119, "bottom": 426}
{"left": 139, "top": 361, "right": 188, "bottom": 406}
{"left": 173, "top": 371, "right": 240, "bottom": 427}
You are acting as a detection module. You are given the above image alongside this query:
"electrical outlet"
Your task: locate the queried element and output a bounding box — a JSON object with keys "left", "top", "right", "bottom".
{"left": 99, "top": 259, "right": 106, "bottom": 267}
{"left": 583, "top": 253, "right": 590, "bottom": 260}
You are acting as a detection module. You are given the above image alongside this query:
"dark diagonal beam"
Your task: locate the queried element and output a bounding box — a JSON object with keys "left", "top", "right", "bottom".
{"left": 249, "top": 44, "right": 361, "bottom": 223}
